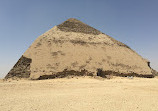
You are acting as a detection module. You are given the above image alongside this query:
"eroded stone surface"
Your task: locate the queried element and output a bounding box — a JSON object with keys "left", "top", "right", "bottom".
{"left": 5, "top": 56, "right": 32, "bottom": 79}
{"left": 57, "top": 18, "right": 102, "bottom": 35}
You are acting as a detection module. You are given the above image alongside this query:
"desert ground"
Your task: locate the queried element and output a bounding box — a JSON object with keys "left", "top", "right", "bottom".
{"left": 0, "top": 76, "right": 158, "bottom": 111}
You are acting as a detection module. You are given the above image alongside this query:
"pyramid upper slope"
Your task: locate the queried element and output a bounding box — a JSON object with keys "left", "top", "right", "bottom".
{"left": 57, "top": 18, "right": 102, "bottom": 35}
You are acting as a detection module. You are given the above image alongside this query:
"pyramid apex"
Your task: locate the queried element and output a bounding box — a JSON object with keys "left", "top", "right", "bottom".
{"left": 57, "top": 18, "right": 102, "bottom": 35}
{"left": 66, "top": 18, "right": 81, "bottom": 22}
{"left": 62, "top": 18, "right": 85, "bottom": 24}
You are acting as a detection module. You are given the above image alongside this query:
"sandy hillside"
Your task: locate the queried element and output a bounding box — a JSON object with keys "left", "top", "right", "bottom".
{"left": 0, "top": 77, "right": 158, "bottom": 111}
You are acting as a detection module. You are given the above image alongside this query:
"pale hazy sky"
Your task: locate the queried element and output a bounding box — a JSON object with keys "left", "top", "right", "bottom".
{"left": 0, "top": 0, "right": 158, "bottom": 78}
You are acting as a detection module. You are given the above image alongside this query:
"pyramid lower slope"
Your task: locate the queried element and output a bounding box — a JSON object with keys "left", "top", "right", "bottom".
{"left": 5, "top": 19, "right": 154, "bottom": 79}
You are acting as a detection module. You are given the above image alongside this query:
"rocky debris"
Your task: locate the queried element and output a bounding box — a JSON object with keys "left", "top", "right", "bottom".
{"left": 37, "top": 69, "right": 93, "bottom": 80}
{"left": 96, "top": 69, "right": 154, "bottom": 78}
{"left": 151, "top": 68, "right": 158, "bottom": 76}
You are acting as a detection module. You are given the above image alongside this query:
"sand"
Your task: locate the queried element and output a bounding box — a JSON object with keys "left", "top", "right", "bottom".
{"left": 0, "top": 77, "right": 158, "bottom": 111}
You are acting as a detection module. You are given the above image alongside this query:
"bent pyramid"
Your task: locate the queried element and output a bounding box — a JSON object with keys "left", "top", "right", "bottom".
{"left": 5, "top": 18, "right": 154, "bottom": 79}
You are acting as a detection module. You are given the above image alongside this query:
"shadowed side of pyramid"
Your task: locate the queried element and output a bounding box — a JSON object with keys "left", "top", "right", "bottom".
{"left": 5, "top": 18, "right": 154, "bottom": 80}
{"left": 5, "top": 56, "right": 32, "bottom": 79}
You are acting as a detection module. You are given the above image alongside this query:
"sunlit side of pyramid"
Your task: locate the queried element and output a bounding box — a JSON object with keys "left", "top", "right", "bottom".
{"left": 5, "top": 18, "right": 154, "bottom": 79}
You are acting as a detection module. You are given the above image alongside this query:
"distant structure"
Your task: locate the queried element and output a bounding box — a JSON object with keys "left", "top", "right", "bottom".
{"left": 5, "top": 18, "right": 154, "bottom": 79}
